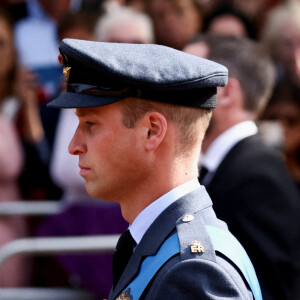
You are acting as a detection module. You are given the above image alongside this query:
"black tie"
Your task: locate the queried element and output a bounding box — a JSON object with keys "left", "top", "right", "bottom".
{"left": 198, "top": 165, "right": 209, "bottom": 184}
{"left": 113, "top": 230, "right": 135, "bottom": 288}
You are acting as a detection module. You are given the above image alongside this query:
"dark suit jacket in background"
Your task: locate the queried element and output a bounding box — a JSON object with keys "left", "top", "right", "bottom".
{"left": 109, "top": 186, "right": 254, "bottom": 300}
{"left": 202, "top": 134, "right": 300, "bottom": 300}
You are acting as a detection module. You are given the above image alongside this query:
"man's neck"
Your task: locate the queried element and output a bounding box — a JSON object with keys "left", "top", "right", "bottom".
{"left": 203, "top": 113, "right": 255, "bottom": 154}
{"left": 200, "top": 121, "right": 258, "bottom": 172}
{"left": 202, "top": 124, "right": 231, "bottom": 154}
{"left": 120, "top": 167, "right": 198, "bottom": 224}
{"left": 129, "top": 178, "right": 200, "bottom": 244}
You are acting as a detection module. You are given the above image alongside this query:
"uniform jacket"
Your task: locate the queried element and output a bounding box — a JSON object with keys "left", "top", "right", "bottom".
{"left": 203, "top": 134, "right": 300, "bottom": 300}
{"left": 109, "top": 186, "right": 254, "bottom": 299}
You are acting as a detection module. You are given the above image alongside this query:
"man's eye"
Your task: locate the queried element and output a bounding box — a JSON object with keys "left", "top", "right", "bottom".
{"left": 86, "top": 121, "right": 95, "bottom": 126}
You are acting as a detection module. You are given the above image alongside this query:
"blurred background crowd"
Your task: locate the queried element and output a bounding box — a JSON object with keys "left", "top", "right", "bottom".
{"left": 0, "top": 0, "right": 299, "bottom": 299}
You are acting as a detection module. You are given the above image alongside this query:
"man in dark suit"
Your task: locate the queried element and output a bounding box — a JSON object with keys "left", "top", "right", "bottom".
{"left": 185, "top": 35, "right": 300, "bottom": 300}
{"left": 49, "top": 39, "right": 262, "bottom": 299}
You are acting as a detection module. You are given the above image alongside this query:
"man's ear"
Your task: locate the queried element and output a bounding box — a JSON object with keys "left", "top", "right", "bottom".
{"left": 143, "top": 112, "right": 167, "bottom": 151}
{"left": 218, "top": 77, "right": 243, "bottom": 108}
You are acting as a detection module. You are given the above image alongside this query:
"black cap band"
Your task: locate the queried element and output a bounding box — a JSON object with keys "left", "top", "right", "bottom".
{"left": 65, "top": 83, "right": 217, "bottom": 109}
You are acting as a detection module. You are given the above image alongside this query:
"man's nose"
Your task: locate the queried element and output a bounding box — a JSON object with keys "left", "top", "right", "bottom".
{"left": 68, "top": 129, "right": 87, "bottom": 155}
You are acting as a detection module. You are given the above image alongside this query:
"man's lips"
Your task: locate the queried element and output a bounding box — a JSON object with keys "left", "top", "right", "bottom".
{"left": 79, "top": 164, "right": 90, "bottom": 176}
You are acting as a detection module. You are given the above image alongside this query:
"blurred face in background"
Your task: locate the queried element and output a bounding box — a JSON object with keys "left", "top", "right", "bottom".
{"left": 273, "top": 20, "right": 300, "bottom": 85}
{"left": 266, "top": 99, "right": 300, "bottom": 154}
{"left": 183, "top": 41, "right": 209, "bottom": 58}
{"left": 39, "top": 0, "right": 71, "bottom": 20}
{"left": 148, "top": 0, "right": 202, "bottom": 50}
{"left": 233, "top": 0, "right": 272, "bottom": 19}
{"left": 103, "top": 21, "right": 149, "bottom": 44}
{"left": 206, "top": 15, "right": 248, "bottom": 37}
{"left": 0, "top": 16, "right": 14, "bottom": 80}
{"left": 60, "top": 26, "right": 95, "bottom": 41}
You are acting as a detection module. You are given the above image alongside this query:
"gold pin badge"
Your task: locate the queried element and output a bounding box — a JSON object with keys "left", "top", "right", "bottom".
{"left": 116, "top": 288, "right": 132, "bottom": 300}
{"left": 63, "top": 66, "right": 71, "bottom": 82}
{"left": 182, "top": 214, "right": 194, "bottom": 222}
{"left": 191, "top": 241, "right": 205, "bottom": 253}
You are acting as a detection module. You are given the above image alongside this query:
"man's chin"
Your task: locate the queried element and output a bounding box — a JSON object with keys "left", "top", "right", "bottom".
{"left": 84, "top": 183, "right": 99, "bottom": 199}
{"left": 85, "top": 184, "right": 116, "bottom": 202}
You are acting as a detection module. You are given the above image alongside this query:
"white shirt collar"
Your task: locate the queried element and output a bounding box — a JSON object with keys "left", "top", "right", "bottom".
{"left": 199, "top": 121, "right": 257, "bottom": 172}
{"left": 129, "top": 178, "right": 200, "bottom": 244}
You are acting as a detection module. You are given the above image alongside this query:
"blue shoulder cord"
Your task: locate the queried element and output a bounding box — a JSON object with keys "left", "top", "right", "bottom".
{"left": 121, "top": 226, "right": 263, "bottom": 300}
{"left": 206, "top": 225, "right": 263, "bottom": 300}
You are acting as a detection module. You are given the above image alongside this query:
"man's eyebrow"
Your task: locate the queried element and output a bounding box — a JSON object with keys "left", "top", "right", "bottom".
{"left": 75, "top": 110, "right": 85, "bottom": 117}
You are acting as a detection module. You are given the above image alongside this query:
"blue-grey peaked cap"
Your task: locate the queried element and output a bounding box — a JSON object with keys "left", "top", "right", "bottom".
{"left": 48, "top": 39, "right": 228, "bottom": 109}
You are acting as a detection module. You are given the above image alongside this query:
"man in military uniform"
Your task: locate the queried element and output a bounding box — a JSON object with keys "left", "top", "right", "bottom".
{"left": 49, "top": 39, "right": 261, "bottom": 299}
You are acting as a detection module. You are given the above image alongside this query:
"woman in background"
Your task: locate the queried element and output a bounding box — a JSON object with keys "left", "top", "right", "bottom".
{"left": 0, "top": 8, "right": 29, "bottom": 286}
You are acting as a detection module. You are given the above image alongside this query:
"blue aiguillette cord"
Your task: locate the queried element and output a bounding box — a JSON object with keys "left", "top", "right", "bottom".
{"left": 121, "top": 226, "right": 263, "bottom": 300}
{"left": 206, "top": 225, "right": 263, "bottom": 300}
{"left": 125, "top": 233, "right": 179, "bottom": 299}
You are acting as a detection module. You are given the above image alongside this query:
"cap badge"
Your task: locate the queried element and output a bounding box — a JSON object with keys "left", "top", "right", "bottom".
{"left": 63, "top": 67, "right": 71, "bottom": 83}
{"left": 116, "top": 288, "right": 132, "bottom": 300}
{"left": 191, "top": 241, "right": 205, "bottom": 253}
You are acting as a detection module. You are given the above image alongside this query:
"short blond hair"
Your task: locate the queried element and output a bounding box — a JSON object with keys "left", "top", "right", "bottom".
{"left": 121, "top": 98, "right": 212, "bottom": 156}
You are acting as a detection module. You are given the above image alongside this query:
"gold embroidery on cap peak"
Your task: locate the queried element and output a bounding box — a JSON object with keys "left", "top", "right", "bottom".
{"left": 63, "top": 67, "right": 71, "bottom": 82}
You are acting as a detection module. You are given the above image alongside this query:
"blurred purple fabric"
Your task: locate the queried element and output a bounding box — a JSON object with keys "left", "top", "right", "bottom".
{"left": 35, "top": 201, "right": 128, "bottom": 298}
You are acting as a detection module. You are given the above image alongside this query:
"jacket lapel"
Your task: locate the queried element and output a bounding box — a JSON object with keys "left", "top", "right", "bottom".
{"left": 110, "top": 186, "right": 212, "bottom": 299}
